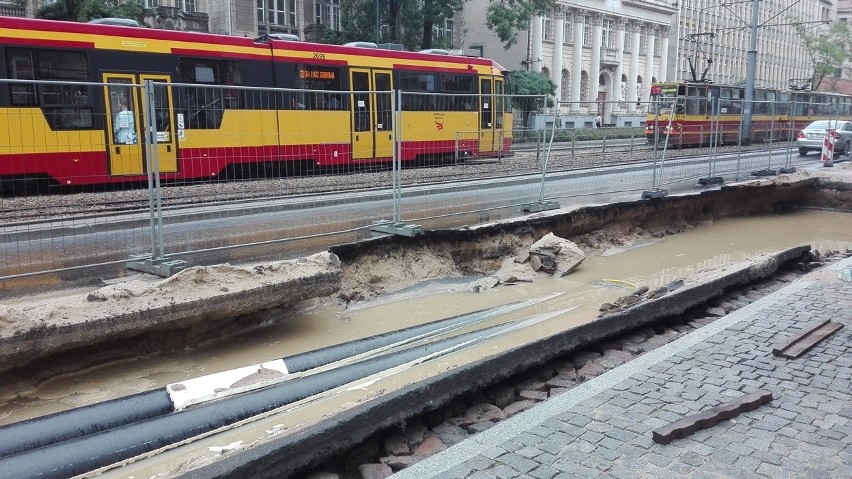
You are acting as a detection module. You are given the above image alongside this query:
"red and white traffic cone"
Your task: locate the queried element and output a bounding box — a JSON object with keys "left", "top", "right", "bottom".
{"left": 821, "top": 134, "right": 834, "bottom": 167}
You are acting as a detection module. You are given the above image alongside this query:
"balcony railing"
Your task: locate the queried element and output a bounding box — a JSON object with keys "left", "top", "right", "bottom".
{"left": 0, "top": 5, "right": 26, "bottom": 17}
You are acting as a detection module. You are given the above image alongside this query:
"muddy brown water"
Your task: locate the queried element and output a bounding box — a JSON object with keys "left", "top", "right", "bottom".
{"left": 1, "top": 210, "right": 851, "bottom": 478}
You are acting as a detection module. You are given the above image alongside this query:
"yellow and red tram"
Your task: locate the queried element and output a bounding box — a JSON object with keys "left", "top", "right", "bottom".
{"left": 0, "top": 16, "right": 511, "bottom": 190}
{"left": 645, "top": 81, "right": 852, "bottom": 147}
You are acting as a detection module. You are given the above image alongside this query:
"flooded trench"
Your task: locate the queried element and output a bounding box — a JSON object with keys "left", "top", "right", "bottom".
{"left": 35, "top": 209, "right": 849, "bottom": 479}
{"left": 1, "top": 210, "right": 850, "bottom": 431}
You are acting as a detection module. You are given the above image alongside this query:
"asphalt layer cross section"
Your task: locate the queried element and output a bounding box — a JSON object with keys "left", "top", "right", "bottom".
{"left": 390, "top": 256, "right": 852, "bottom": 479}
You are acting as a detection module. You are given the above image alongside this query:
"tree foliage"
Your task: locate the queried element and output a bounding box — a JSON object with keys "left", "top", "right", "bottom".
{"left": 794, "top": 20, "right": 852, "bottom": 90}
{"left": 486, "top": 0, "right": 555, "bottom": 49}
{"left": 508, "top": 69, "right": 555, "bottom": 126}
{"left": 322, "top": 0, "right": 427, "bottom": 50}
{"left": 36, "top": 0, "right": 143, "bottom": 23}
{"left": 315, "top": 0, "right": 420, "bottom": 50}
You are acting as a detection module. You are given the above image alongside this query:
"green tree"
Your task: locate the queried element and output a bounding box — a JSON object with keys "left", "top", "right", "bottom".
{"left": 421, "top": 0, "right": 464, "bottom": 50}
{"left": 319, "top": 0, "right": 424, "bottom": 50}
{"left": 509, "top": 69, "right": 555, "bottom": 127}
{"left": 794, "top": 20, "right": 852, "bottom": 90}
{"left": 326, "top": 0, "right": 551, "bottom": 52}
{"left": 486, "top": 0, "right": 555, "bottom": 49}
{"left": 37, "top": 0, "right": 143, "bottom": 23}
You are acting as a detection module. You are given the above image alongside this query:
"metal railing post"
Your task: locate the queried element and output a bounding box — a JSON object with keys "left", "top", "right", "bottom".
{"left": 372, "top": 88, "right": 422, "bottom": 236}
{"left": 127, "top": 80, "right": 185, "bottom": 276}
{"left": 523, "top": 97, "right": 560, "bottom": 212}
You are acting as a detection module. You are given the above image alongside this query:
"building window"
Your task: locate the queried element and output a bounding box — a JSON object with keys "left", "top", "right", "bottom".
{"left": 179, "top": 0, "right": 196, "bottom": 12}
{"left": 435, "top": 19, "right": 454, "bottom": 45}
{"left": 561, "top": 69, "right": 570, "bottom": 101}
{"left": 563, "top": 14, "right": 571, "bottom": 43}
{"left": 144, "top": 0, "right": 158, "bottom": 7}
{"left": 602, "top": 20, "right": 613, "bottom": 48}
{"left": 624, "top": 31, "right": 631, "bottom": 52}
{"left": 639, "top": 34, "right": 646, "bottom": 54}
{"left": 580, "top": 70, "right": 589, "bottom": 101}
{"left": 326, "top": 0, "right": 341, "bottom": 31}
{"left": 654, "top": 36, "right": 661, "bottom": 55}
{"left": 583, "top": 16, "right": 591, "bottom": 46}
{"left": 315, "top": 0, "right": 341, "bottom": 31}
{"left": 543, "top": 17, "right": 552, "bottom": 41}
{"left": 258, "top": 0, "right": 288, "bottom": 26}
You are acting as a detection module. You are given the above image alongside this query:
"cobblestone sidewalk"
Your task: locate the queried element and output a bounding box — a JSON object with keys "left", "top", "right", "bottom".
{"left": 391, "top": 257, "right": 852, "bottom": 479}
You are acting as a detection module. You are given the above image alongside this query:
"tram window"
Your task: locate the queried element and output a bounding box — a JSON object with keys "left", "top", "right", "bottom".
{"left": 439, "top": 73, "right": 476, "bottom": 111}
{"left": 813, "top": 95, "right": 827, "bottom": 115}
{"left": 686, "top": 87, "right": 705, "bottom": 115}
{"left": 36, "top": 49, "right": 87, "bottom": 80}
{"left": 399, "top": 71, "right": 436, "bottom": 110}
{"left": 27, "top": 49, "right": 93, "bottom": 129}
{"left": 223, "top": 62, "right": 243, "bottom": 109}
{"left": 295, "top": 65, "right": 345, "bottom": 110}
{"left": 777, "top": 92, "right": 790, "bottom": 116}
{"left": 178, "top": 58, "right": 245, "bottom": 128}
{"left": 179, "top": 86, "right": 222, "bottom": 129}
{"left": 731, "top": 89, "right": 743, "bottom": 115}
{"left": 495, "top": 80, "right": 504, "bottom": 128}
{"left": 6, "top": 48, "right": 36, "bottom": 106}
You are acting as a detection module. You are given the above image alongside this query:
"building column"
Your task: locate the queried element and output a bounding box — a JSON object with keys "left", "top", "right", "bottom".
{"left": 614, "top": 19, "right": 625, "bottom": 105}
{"left": 590, "top": 14, "right": 602, "bottom": 110}
{"left": 571, "top": 10, "right": 584, "bottom": 110}
{"left": 643, "top": 26, "right": 656, "bottom": 103}
{"left": 531, "top": 16, "right": 543, "bottom": 72}
{"left": 627, "top": 22, "right": 640, "bottom": 113}
{"left": 659, "top": 27, "right": 669, "bottom": 82}
{"left": 553, "top": 9, "right": 565, "bottom": 103}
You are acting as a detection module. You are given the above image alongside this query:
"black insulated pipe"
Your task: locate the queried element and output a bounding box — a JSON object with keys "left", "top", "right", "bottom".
{"left": 0, "top": 320, "right": 518, "bottom": 479}
{"left": 0, "top": 299, "right": 543, "bottom": 460}
{"left": 0, "top": 389, "right": 172, "bottom": 459}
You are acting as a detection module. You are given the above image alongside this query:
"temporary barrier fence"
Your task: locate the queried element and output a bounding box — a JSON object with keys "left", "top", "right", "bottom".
{"left": 0, "top": 79, "right": 819, "bottom": 288}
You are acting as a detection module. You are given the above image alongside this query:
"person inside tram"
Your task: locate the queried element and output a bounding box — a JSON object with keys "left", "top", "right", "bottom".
{"left": 327, "top": 93, "right": 341, "bottom": 110}
{"left": 113, "top": 100, "right": 136, "bottom": 144}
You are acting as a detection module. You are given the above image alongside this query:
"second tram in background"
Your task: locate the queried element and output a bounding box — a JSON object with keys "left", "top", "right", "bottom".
{"left": 0, "top": 17, "right": 511, "bottom": 193}
{"left": 645, "top": 81, "right": 852, "bottom": 148}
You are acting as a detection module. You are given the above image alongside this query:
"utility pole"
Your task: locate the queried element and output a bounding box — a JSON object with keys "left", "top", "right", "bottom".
{"left": 376, "top": 0, "right": 380, "bottom": 43}
{"left": 742, "top": 0, "right": 760, "bottom": 144}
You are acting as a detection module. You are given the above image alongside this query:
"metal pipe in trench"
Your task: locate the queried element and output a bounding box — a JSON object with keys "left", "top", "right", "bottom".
{"left": 0, "top": 295, "right": 556, "bottom": 461}
{"left": 0, "top": 318, "right": 525, "bottom": 479}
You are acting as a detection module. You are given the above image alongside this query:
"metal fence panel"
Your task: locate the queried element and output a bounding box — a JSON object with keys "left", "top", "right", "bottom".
{"left": 0, "top": 79, "right": 833, "bottom": 287}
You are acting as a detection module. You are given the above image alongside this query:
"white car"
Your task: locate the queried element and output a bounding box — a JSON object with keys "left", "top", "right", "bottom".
{"left": 796, "top": 120, "right": 852, "bottom": 157}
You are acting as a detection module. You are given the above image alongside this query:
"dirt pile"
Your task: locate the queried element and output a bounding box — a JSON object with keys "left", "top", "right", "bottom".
{"left": 0, "top": 252, "right": 341, "bottom": 375}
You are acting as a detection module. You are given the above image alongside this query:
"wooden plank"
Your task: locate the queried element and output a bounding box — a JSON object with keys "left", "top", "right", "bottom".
{"left": 772, "top": 319, "right": 844, "bottom": 359}
{"left": 652, "top": 390, "right": 774, "bottom": 445}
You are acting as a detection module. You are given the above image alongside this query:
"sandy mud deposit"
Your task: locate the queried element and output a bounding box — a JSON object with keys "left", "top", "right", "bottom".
{"left": 0, "top": 171, "right": 849, "bottom": 390}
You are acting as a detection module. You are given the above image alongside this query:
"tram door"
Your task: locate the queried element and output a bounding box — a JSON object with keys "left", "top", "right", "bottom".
{"left": 479, "top": 78, "right": 495, "bottom": 153}
{"left": 103, "top": 73, "right": 177, "bottom": 176}
{"left": 350, "top": 69, "right": 394, "bottom": 160}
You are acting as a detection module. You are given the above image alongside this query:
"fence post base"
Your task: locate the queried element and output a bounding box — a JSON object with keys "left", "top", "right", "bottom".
{"left": 698, "top": 176, "right": 724, "bottom": 186}
{"left": 522, "top": 201, "right": 560, "bottom": 213}
{"left": 127, "top": 254, "right": 187, "bottom": 277}
{"left": 778, "top": 166, "right": 797, "bottom": 174}
{"left": 750, "top": 169, "right": 777, "bottom": 177}
{"left": 641, "top": 189, "right": 668, "bottom": 199}
{"left": 371, "top": 220, "right": 423, "bottom": 237}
